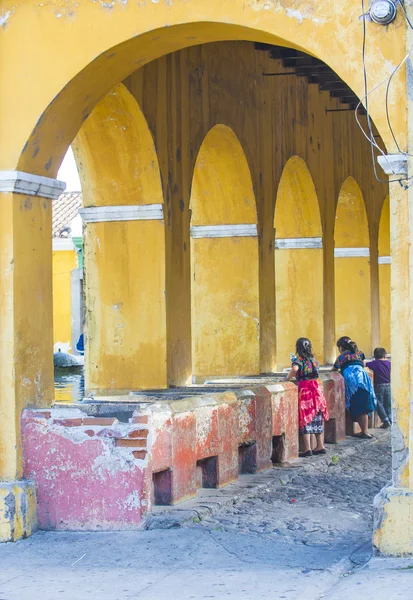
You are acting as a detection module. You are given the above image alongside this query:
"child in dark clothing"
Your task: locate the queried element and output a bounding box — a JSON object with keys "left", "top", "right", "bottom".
{"left": 366, "top": 347, "right": 392, "bottom": 428}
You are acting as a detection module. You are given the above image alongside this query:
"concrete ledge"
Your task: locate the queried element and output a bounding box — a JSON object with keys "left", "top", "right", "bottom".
{"left": 0, "top": 480, "right": 37, "bottom": 542}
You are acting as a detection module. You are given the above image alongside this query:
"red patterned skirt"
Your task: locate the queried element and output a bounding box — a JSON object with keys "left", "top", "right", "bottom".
{"left": 298, "top": 379, "right": 329, "bottom": 433}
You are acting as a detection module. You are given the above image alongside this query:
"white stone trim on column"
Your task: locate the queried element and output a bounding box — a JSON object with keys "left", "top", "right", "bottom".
{"left": 378, "top": 256, "right": 392, "bottom": 265}
{"left": 377, "top": 154, "right": 408, "bottom": 176}
{"left": 190, "top": 224, "right": 257, "bottom": 238}
{"left": 80, "top": 204, "right": 164, "bottom": 223}
{"left": 275, "top": 237, "right": 323, "bottom": 249}
{"left": 334, "top": 247, "right": 370, "bottom": 258}
{"left": 0, "top": 170, "right": 66, "bottom": 200}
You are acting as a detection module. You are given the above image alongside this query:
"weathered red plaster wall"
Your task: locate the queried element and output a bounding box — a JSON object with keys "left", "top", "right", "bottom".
{"left": 21, "top": 377, "right": 347, "bottom": 530}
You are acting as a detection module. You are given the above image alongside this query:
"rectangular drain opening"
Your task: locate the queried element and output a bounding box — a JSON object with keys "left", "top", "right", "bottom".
{"left": 196, "top": 456, "right": 218, "bottom": 489}
{"left": 271, "top": 434, "right": 285, "bottom": 464}
{"left": 324, "top": 418, "right": 336, "bottom": 444}
{"left": 238, "top": 442, "right": 257, "bottom": 474}
{"left": 153, "top": 469, "right": 172, "bottom": 505}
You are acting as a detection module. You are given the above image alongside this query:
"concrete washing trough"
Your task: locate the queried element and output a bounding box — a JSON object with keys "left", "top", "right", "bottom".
{"left": 21, "top": 374, "right": 345, "bottom": 532}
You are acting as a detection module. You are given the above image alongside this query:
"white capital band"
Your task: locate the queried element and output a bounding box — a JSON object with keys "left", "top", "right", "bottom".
{"left": 80, "top": 204, "right": 164, "bottom": 223}
{"left": 334, "top": 247, "right": 370, "bottom": 258}
{"left": 190, "top": 224, "right": 257, "bottom": 238}
{"left": 377, "top": 154, "right": 407, "bottom": 176}
{"left": 0, "top": 170, "right": 66, "bottom": 200}
{"left": 275, "top": 237, "right": 323, "bottom": 250}
{"left": 378, "top": 256, "right": 391, "bottom": 265}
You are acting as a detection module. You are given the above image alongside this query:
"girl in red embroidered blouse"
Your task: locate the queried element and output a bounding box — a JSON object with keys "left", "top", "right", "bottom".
{"left": 287, "top": 337, "right": 329, "bottom": 458}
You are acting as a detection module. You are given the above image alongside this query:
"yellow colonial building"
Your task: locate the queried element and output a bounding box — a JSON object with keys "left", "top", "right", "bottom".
{"left": 0, "top": 0, "right": 409, "bottom": 554}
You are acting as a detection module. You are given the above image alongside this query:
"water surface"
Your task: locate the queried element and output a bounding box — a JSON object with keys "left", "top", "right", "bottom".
{"left": 54, "top": 368, "right": 84, "bottom": 403}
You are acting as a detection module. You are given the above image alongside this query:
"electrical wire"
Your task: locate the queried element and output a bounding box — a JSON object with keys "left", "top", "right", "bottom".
{"left": 356, "top": 0, "right": 412, "bottom": 186}
{"left": 400, "top": 0, "right": 413, "bottom": 31}
{"left": 385, "top": 47, "right": 413, "bottom": 156}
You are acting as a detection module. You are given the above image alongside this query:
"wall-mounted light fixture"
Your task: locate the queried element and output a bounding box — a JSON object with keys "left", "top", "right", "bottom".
{"left": 369, "top": 0, "right": 398, "bottom": 25}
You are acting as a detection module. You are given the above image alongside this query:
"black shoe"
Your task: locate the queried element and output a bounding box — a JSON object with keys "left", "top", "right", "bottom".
{"left": 353, "top": 432, "right": 373, "bottom": 439}
{"left": 380, "top": 421, "right": 391, "bottom": 429}
{"left": 299, "top": 450, "right": 313, "bottom": 458}
{"left": 313, "top": 449, "right": 327, "bottom": 455}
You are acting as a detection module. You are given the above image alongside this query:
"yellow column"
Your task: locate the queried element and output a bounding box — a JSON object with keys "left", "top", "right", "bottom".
{"left": 373, "top": 183, "right": 413, "bottom": 555}
{"left": 0, "top": 171, "right": 64, "bottom": 541}
{"left": 81, "top": 206, "right": 167, "bottom": 393}
{"left": 334, "top": 177, "right": 372, "bottom": 356}
{"left": 274, "top": 156, "right": 324, "bottom": 368}
{"left": 374, "top": 7, "right": 413, "bottom": 550}
{"left": 378, "top": 196, "right": 391, "bottom": 352}
{"left": 191, "top": 225, "right": 260, "bottom": 377}
{"left": 323, "top": 224, "right": 337, "bottom": 365}
{"left": 73, "top": 84, "right": 167, "bottom": 394}
{"left": 190, "top": 125, "right": 259, "bottom": 379}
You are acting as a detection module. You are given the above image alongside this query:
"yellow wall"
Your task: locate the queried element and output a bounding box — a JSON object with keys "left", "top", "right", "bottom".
{"left": 335, "top": 177, "right": 371, "bottom": 356}
{"left": 274, "top": 156, "right": 324, "bottom": 367}
{"left": 190, "top": 125, "right": 259, "bottom": 376}
{"left": 52, "top": 249, "right": 78, "bottom": 352}
{"left": 125, "top": 43, "right": 388, "bottom": 375}
{"left": 379, "top": 196, "right": 391, "bottom": 352}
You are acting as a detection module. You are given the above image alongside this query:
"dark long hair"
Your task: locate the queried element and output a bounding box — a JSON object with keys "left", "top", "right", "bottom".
{"left": 296, "top": 337, "right": 314, "bottom": 361}
{"left": 336, "top": 336, "right": 358, "bottom": 353}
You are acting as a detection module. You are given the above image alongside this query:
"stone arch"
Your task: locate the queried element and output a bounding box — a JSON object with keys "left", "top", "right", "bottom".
{"left": 334, "top": 177, "right": 371, "bottom": 355}
{"left": 190, "top": 125, "right": 259, "bottom": 377}
{"left": 74, "top": 84, "right": 164, "bottom": 208}
{"left": 274, "top": 156, "right": 324, "bottom": 367}
{"left": 73, "top": 84, "right": 167, "bottom": 391}
{"left": 190, "top": 125, "right": 256, "bottom": 226}
{"left": 7, "top": 4, "right": 402, "bottom": 178}
{"left": 378, "top": 195, "right": 391, "bottom": 352}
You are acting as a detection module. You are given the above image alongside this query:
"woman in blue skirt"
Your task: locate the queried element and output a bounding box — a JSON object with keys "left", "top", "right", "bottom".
{"left": 333, "top": 336, "right": 376, "bottom": 439}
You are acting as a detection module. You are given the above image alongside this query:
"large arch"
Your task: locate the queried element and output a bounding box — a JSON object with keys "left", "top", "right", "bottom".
{"left": 73, "top": 83, "right": 167, "bottom": 391}
{"left": 274, "top": 156, "right": 323, "bottom": 367}
{"left": 334, "top": 177, "right": 371, "bottom": 356}
{"left": 0, "top": 2, "right": 403, "bottom": 178}
{"left": 378, "top": 195, "right": 391, "bottom": 353}
{"left": 190, "top": 124, "right": 259, "bottom": 377}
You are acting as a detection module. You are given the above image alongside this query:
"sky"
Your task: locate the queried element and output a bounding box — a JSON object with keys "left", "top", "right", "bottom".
{"left": 57, "top": 147, "right": 81, "bottom": 192}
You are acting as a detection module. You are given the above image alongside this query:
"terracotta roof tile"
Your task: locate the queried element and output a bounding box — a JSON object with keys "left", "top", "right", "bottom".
{"left": 53, "top": 192, "right": 82, "bottom": 238}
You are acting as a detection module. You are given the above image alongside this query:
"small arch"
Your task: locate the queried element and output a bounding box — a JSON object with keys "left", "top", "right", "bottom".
{"left": 190, "top": 124, "right": 256, "bottom": 226}
{"left": 335, "top": 177, "right": 369, "bottom": 248}
{"left": 73, "top": 83, "right": 163, "bottom": 208}
{"left": 334, "top": 177, "right": 371, "bottom": 355}
{"left": 274, "top": 156, "right": 324, "bottom": 366}
{"left": 378, "top": 195, "right": 391, "bottom": 352}
{"left": 190, "top": 125, "right": 259, "bottom": 376}
{"left": 274, "top": 156, "right": 322, "bottom": 238}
